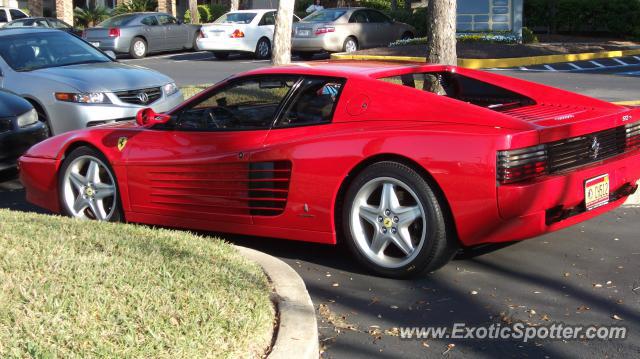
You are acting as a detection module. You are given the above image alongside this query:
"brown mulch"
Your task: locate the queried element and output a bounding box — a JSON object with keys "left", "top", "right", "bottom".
{"left": 354, "top": 35, "right": 640, "bottom": 59}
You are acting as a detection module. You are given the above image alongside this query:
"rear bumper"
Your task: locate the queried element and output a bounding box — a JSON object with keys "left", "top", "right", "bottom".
{"left": 292, "top": 35, "right": 343, "bottom": 52}
{"left": 85, "top": 37, "right": 130, "bottom": 53}
{"left": 196, "top": 38, "right": 254, "bottom": 53}
{"left": 0, "top": 122, "right": 48, "bottom": 171}
{"left": 482, "top": 149, "right": 640, "bottom": 243}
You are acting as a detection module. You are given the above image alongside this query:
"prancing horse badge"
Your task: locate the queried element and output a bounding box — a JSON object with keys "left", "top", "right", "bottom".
{"left": 117, "top": 137, "right": 128, "bottom": 151}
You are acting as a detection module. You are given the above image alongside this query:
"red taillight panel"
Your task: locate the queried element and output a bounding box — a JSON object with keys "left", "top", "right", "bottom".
{"left": 108, "top": 28, "right": 120, "bottom": 37}
{"left": 230, "top": 29, "right": 245, "bottom": 38}
{"left": 315, "top": 27, "right": 335, "bottom": 35}
{"left": 497, "top": 145, "right": 548, "bottom": 184}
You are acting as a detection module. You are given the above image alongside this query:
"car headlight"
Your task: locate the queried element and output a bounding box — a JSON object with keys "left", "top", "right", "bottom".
{"left": 55, "top": 92, "right": 111, "bottom": 104}
{"left": 163, "top": 82, "right": 179, "bottom": 96}
{"left": 16, "top": 108, "right": 38, "bottom": 128}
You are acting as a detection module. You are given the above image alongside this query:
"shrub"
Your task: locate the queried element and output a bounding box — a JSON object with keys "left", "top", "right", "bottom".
{"left": 74, "top": 6, "right": 111, "bottom": 27}
{"left": 390, "top": 31, "right": 521, "bottom": 47}
{"left": 521, "top": 27, "right": 538, "bottom": 44}
{"left": 383, "top": 7, "right": 428, "bottom": 37}
{"left": 209, "top": 3, "right": 228, "bottom": 22}
{"left": 113, "top": 0, "right": 157, "bottom": 15}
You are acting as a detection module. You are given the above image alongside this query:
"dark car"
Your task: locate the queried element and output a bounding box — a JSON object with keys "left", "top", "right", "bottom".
{"left": 4, "top": 17, "right": 81, "bottom": 36}
{"left": 0, "top": 91, "right": 48, "bottom": 171}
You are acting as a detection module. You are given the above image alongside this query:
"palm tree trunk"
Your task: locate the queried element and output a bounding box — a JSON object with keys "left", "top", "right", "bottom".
{"left": 189, "top": 0, "right": 199, "bottom": 23}
{"left": 230, "top": 0, "right": 239, "bottom": 11}
{"left": 271, "top": 0, "right": 294, "bottom": 65}
{"left": 425, "top": 0, "right": 457, "bottom": 65}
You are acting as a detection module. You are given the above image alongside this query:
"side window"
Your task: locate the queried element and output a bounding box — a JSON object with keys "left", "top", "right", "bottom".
{"left": 0, "top": 10, "right": 8, "bottom": 22}
{"left": 35, "top": 19, "right": 50, "bottom": 27}
{"left": 50, "top": 19, "right": 72, "bottom": 28}
{"left": 366, "top": 10, "right": 389, "bottom": 23}
{"left": 141, "top": 16, "right": 159, "bottom": 26}
{"left": 173, "top": 76, "right": 298, "bottom": 131}
{"left": 349, "top": 10, "right": 368, "bottom": 23}
{"left": 158, "top": 15, "right": 177, "bottom": 25}
{"left": 276, "top": 78, "right": 344, "bottom": 128}
{"left": 10, "top": 9, "right": 28, "bottom": 20}
{"left": 259, "top": 11, "right": 276, "bottom": 26}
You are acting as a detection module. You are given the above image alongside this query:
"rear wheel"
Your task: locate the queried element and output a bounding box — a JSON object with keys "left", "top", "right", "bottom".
{"left": 129, "top": 37, "right": 147, "bottom": 59}
{"left": 59, "top": 147, "right": 122, "bottom": 222}
{"left": 298, "top": 52, "right": 315, "bottom": 60}
{"left": 254, "top": 37, "right": 271, "bottom": 59}
{"left": 342, "top": 36, "right": 358, "bottom": 53}
{"left": 212, "top": 51, "right": 230, "bottom": 60}
{"left": 341, "top": 161, "right": 457, "bottom": 277}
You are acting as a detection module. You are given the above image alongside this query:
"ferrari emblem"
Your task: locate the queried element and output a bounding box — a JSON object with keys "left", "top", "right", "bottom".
{"left": 383, "top": 217, "right": 393, "bottom": 228}
{"left": 117, "top": 137, "right": 128, "bottom": 151}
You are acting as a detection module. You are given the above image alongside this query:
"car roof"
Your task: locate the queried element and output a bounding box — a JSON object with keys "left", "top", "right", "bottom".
{"left": 0, "top": 27, "right": 60, "bottom": 36}
{"left": 227, "top": 9, "right": 275, "bottom": 13}
{"left": 239, "top": 61, "right": 445, "bottom": 79}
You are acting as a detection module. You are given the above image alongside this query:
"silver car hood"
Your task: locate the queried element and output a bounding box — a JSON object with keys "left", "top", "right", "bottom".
{"left": 29, "top": 62, "right": 173, "bottom": 93}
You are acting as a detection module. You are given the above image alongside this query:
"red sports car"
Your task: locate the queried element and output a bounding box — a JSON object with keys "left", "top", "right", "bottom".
{"left": 19, "top": 62, "right": 640, "bottom": 277}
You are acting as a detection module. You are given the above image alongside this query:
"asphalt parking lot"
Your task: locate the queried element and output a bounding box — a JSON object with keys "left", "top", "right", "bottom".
{"left": 2, "top": 55, "right": 640, "bottom": 358}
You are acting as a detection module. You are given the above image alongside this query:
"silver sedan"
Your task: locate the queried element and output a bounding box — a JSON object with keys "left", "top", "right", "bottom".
{"left": 83, "top": 12, "right": 201, "bottom": 59}
{"left": 0, "top": 28, "right": 183, "bottom": 135}
{"left": 292, "top": 7, "right": 415, "bottom": 58}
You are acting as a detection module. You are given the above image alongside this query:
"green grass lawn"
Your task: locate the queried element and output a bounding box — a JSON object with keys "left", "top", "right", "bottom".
{"left": 0, "top": 209, "right": 274, "bottom": 358}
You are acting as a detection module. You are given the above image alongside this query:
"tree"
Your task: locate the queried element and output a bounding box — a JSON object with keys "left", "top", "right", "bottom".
{"left": 188, "top": 0, "right": 199, "bottom": 23}
{"left": 230, "top": 0, "right": 239, "bottom": 11}
{"left": 271, "top": 0, "right": 295, "bottom": 65}
{"left": 74, "top": 2, "right": 110, "bottom": 27}
{"left": 425, "top": 0, "right": 457, "bottom": 65}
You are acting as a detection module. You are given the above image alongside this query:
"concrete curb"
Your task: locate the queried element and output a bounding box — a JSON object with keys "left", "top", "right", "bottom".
{"left": 234, "top": 245, "right": 319, "bottom": 359}
{"left": 330, "top": 48, "right": 640, "bottom": 69}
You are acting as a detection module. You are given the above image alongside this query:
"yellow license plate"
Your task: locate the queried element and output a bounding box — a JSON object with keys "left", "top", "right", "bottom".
{"left": 585, "top": 174, "right": 610, "bottom": 210}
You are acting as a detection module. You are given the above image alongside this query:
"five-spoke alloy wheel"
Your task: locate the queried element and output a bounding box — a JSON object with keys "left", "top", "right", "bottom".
{"left": 342, "top": 162, "right": 457, "bottom": 277}
{"left": 59, "top": 147, "right": 122, "bottom": 221}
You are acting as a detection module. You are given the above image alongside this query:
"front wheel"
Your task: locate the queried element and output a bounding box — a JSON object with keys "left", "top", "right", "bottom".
{"left": 341, "top": 161, "right": 457, "bottom": 277}
{"left": 59, "top": 147, "right": 123, "bottom": 222}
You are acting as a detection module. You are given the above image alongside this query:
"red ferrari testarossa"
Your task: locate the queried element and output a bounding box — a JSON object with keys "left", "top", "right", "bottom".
{"left": 19, "top": 61, "right": 640, "bottom": 277}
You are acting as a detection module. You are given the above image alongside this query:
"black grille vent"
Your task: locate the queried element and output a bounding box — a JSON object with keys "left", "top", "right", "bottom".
{"left": 0, "top": 118, "right": 12, "bottom": 133}
{"left": 248, "top": 161, "right": 292, "bottom": 216}
{"left": 548, "top": 126, "right": 627, "bottom": 173}
{"left": 115, "top": 87, "right": 162, "bottom": 105}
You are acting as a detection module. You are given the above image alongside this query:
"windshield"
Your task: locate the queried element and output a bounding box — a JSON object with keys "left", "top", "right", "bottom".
{"left": 214, "top": 12, "right": 257, "bottom": 24}
{"left": 0, "top": 32, "right": 111, "bottom": 72}
{"left": 302, "top": 9, "right": 346, "bottom": 22}
{"left": 98, "top": 14, "right": 136, "bottom": 27}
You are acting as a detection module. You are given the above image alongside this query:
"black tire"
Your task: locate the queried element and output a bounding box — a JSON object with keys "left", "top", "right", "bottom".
{"left": 342, "top": 36, "right": 358, "bottom": 53}
{"left": 58, "top": 146, "right": 123, "bottom": 222}
{"left": 341, "top": 161, "right": 458, "bottom": 278}
{"left": 401, "top": 31, "right": 414, "bottom": 40}
{"left": 254, "top": 37, "right": 271, "bottom": 59}
{"left": 212, "top": 51, "right": 230, "bottom": 60}
{"left": 298, "top": 52, "right": 315, "bottom": 60}
{"left": 129, "top": 37, "right": 147, "bottom": 59}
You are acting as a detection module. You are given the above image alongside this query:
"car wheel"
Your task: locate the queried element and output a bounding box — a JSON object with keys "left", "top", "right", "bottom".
{"left": 342, "top": 36, "right": 358, "bottom": 53}
{"left": 342, "top": 161, "right": 457, "bottom": 278}
{"left": 401, "top": 31, "right": 414, "bottom": 40}
{"left": 212, "top": 51, "right": 230, "bottom": 60}
{"left": 298, "top": 52, "right": 315, "bottom": 60}
{"left": 59, "top": 147, "right": 123, "bottom": 222}
{"left": 129, "top": 37, "right": 147, "bottom": 59}
{"left": 254, "top": 37, "right": 271, "bottom": 59}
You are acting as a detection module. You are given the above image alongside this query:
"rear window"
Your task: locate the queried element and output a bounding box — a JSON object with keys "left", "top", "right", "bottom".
{"left": 380, "top": 72, "right": 535, "bottom": 110}
{"left": 98, "top": 14, "right": 136, "bottom": 27}
{"left": 303, "top": 9, "right": 347, "bottom": 22}
{"left": 214, "top": 12, "right": 257, "bottom": 24}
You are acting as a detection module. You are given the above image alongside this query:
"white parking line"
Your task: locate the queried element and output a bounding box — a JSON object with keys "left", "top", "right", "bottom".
{"left": 617, "top": 70, "right": 640, "bottom": 76}
{"left": 613, "top": 58, "right": 629, "bottom": 66}
{"left": 543, "top": 64, "right": 557, "bottom": 71}
{"left": 567, "top": 62, "right": 582, "bottom": 70}
{"left": 519, "top": 66, "right": 529, "bottom": 71}
{"left": 590, "top": 60, "right": 606, "bottom": 67}
{"left": 634, "top": 56, "right": 640, "bottom": 61}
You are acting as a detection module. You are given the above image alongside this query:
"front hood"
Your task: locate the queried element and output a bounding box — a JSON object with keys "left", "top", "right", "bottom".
{"left": 30, "top": 62, "right": 173, "bottom": 92}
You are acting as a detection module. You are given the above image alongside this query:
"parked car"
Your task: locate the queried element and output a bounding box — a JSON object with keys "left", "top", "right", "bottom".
{"left": 18, "top": 62, "right": 640, "bottom": 277}
{"left": 0, "top": 28, "right": 183, "bottom": 135}
{"left": 5, "top": 17, "right": 81, "bottom": 36}
{"left": 82, "top": 12, "right": 201, "bottom": 59}
{"left": 292, "top": 7, "right": 415, "bottom": 59}
{"left": 0, "top": 90, "right": 47, "bottom": 171}
{"left": 0, "top": 7, "right": 28, "bottom": 27}
{"left": 197, "top": 9, "right": 300, "bottom": 60}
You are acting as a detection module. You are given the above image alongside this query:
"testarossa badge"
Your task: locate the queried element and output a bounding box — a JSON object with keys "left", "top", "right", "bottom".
{"left": 117, "top": 137, "right": 128, "bottom": 151}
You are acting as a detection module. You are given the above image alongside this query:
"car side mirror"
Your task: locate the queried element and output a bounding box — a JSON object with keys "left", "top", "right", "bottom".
{"left": 136, "top": 108, "right": 171, "bottom": 127}
{"left": 104, "top": 50, "right": 116, "bottom": 60}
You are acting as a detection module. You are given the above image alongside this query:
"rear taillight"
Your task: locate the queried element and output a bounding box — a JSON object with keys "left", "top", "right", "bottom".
{"left": 497, "top": 145, "right": 548, "bottom": 184}
{"left": 625, "top": 121, "right": 640, "bottom": 149}
{"left": 230, "top": 29, "right": 244, "bottom": 38}
{"left": 108, "top": 28, "right": 120, "bottom": 37}
{"left": 315, "top": 26, "right": 335, "bottom": 35}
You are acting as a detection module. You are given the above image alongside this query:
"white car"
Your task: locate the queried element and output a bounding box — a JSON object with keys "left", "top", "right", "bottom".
{"left": 0, "top": 7, "right": 29, "bottom": 27}
{"left": 197, "top": 9, "right": 300, "bottom": 60}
